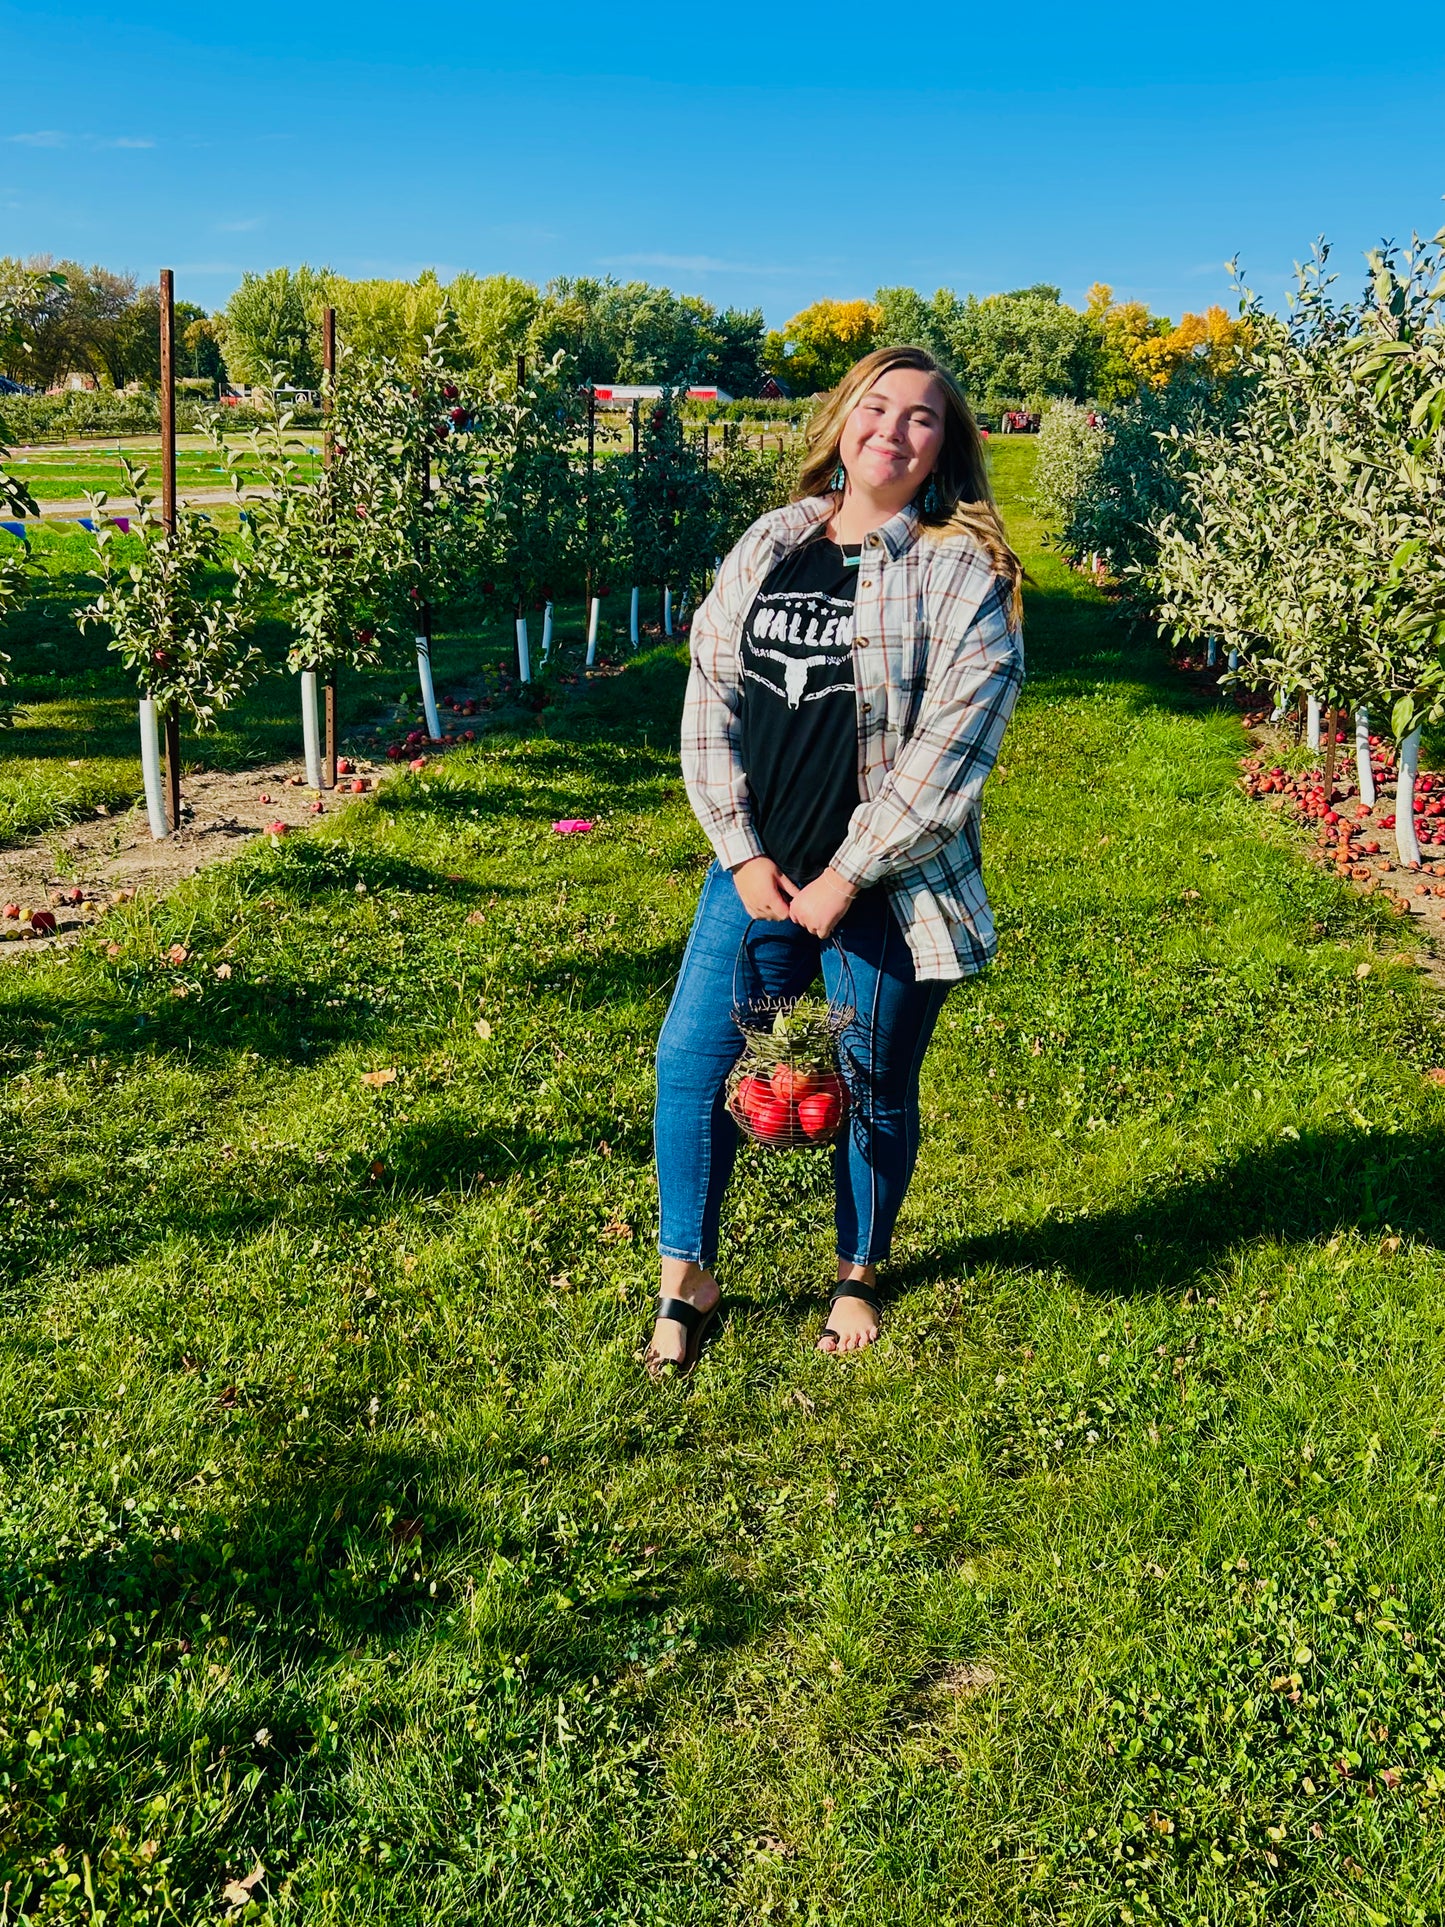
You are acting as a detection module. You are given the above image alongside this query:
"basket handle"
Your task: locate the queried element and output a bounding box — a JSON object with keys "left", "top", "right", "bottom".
{"left": 731, "top": 916, "right": 858, "bottom": 1017}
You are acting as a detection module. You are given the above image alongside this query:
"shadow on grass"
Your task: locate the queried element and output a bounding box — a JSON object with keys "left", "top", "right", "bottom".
{"left": 893, "top": 1124, "right": 1445, "bottom": 1303}
{"left": 0, "top": 1429, "right": 763, "bottom": 1890}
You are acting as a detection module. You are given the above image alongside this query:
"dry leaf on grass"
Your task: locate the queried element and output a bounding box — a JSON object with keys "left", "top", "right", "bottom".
{"left": 221, "top": 1859, "right": 265, "bottom": 1909}
{"left": 361, "top": 1068, "right": 397, "bottom": 1088}
{"left": 935, "top": 1661, "right": 998, "bottom": 1697}
{"left": 474, "top": 1019, "right": 492, "bottom": 1039}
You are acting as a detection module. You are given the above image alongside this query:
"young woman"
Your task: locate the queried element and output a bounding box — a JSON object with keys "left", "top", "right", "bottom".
{"left": 645, "top": 346, "right": 1024, "bottom": 1375}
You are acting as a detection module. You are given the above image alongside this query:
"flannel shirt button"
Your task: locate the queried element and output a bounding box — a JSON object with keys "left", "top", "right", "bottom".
{"left": 856, "top": 635, "right": 869, "bottom": 648}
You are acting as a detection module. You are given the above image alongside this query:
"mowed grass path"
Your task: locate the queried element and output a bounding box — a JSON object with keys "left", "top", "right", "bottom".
{"left": 5, "top": 443, "right": 1445, "bottom": 1924}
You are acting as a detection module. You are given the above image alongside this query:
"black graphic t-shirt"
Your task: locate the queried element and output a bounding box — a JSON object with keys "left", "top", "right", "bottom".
{"left": 739, "top": 535, "right": 862, "bottom": 885}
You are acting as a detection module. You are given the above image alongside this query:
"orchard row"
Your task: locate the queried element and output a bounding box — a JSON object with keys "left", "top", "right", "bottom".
{"left": 1038, "top": 227, "right": 1445, "bottom": 874}
{"left": 0, "top": 312, "right": 792, "bottom": 838}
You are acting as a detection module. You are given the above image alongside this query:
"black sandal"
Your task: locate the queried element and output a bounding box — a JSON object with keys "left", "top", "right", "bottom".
{"left": 643, "top": 1295, "right": 720, "bottom": 1379}
{"left": 818, "top": 1280, "right": 883, "bottom": 1351}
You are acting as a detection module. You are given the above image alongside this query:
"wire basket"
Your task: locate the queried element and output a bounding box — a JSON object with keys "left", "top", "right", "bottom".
{"left": 724, "top": 922, "right": 855, "bottom": 1151}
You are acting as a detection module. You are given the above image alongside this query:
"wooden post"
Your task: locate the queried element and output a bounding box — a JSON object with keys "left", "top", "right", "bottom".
{"left": 159, "top": 268, "right": 181, "bottom": 833}
{"left": 321, "top": 306, "right": 337, "bottom": 788}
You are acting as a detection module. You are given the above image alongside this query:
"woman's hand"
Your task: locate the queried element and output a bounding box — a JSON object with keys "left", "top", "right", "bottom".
{"left": 730, "top": 855, "right": 797, "bottom": 920}
{"left": 788, "top": 867, "right": 857, "bottom": 938}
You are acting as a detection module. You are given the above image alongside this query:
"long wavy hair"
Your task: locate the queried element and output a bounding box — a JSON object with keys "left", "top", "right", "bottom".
{"left": 794, "top": 345, "right": 1023, "bottom": 628}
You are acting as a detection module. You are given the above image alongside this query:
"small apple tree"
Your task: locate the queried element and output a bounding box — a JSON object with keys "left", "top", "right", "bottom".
{"left": 77, "top": 455, "right": 262, "bottom": 837}
{"left": 231, "top": 358, "right": 416, "bottom": 784}
{"left": 626, "top": 388, "right": 712, "bottom": 638}
{"left": 470, "top": 354, "right": 586, "bottom": 682}
{"left": 383, "top": 316, "right": 488, "bottom": 736}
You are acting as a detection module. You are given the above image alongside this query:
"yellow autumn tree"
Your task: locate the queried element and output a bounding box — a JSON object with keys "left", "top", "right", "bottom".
{"left": 763, "top": 298, "right": 881, "bottom": 395}
{"left": 1088, "top": 284, "right": 1252, "bottom": 401}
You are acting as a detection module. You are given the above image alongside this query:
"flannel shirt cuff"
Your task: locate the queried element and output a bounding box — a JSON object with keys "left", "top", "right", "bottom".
{"left": 709, "top": 819, "right": 767, "bottom": 873}
{"left": 828, "top": 839, "right": 883, "bottom": 891}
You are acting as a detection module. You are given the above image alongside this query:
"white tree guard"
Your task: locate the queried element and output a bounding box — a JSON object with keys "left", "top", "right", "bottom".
{"left": 1206, "top": 635, "right": 1217, "bottom": 667}
{"left": 541, "top": 601, "right": 554, "bottom": 659}
{"left": 515, "top": 615, "right": 532, "bottom": 685}
{"left": 301, "top": 670, "right": 323, "bottom": 791}
{"left": 1355, "top": 710, "right": 1375, "bottom": 808}
{"left": 138, "top": 696, "right": 170, "bottom": 840}
{"left": 1396, "top": 728, "right": 1422, "bottom": 868}
{"left": 1306, "top": 695, "right": 1321, "bottom": 751}
{"left": 629, "top": 586, "right": 640, "bottom": 647}
{"left": 663, "top": 587, "right": 673, "bottom": 637}
{"left": 585, "top": 597, "right": 601, "bottom": 667}
{"left": 1227, "top": 647, "right": 1239, "bottom": 671}
{"left": 414, "top": 635, "right": 441, "bottom": 741}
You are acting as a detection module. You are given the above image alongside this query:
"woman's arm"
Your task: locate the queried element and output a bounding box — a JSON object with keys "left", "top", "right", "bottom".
{"left": 680, "top": 540, "right": 767, "bottom": 874}
{"left": 828, "top": 577, "right": 1023, "bottom": 891}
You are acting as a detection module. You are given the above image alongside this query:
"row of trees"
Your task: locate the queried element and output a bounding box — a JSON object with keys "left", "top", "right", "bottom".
{"left": 216, "top": 269, "right": 770, "bottom": 398}
{"left": 0, "top": 258, "right": 222, "bottom": 390}
{"left": 0, "top": 314, "right": 790, "bottom": 824}
{"left": 5, "top": 253, "right": 1245, "bottom": 416}
{"left": 767, "top": 284, "right": 1251, "bottom": 413}
{"left": 1035, "top": 231, "right": 1445, "bottom": 870}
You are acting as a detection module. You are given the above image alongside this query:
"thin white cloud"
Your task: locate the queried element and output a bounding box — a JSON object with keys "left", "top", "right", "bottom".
{"left": 5, "top": 130, "right": 68, "bottom": 148}
{"left": 106, "top": 136, "right": 156, "bottom": 150}
{"left": 216, "top": 217, "right": 264, "bottom": 232}
{"left": 600, "top": 250, "right": 795, "bottom": 276}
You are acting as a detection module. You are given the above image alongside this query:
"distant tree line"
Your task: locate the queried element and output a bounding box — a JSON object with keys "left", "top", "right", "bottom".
{"left": 1, "top": 254, "right": 1248, "bottom": 417}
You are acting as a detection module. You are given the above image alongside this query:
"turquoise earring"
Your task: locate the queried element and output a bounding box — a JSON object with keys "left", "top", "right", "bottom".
{"left": 923, "top": 474, "right": 941, "bottom": 515}
{"left": 831, "top": 462, "right": 846, "bottom": 493}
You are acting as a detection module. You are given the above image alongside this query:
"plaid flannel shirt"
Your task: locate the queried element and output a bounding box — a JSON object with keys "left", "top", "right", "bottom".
{"left": 682, "top": 494, "right": 1024, "bottom": 982}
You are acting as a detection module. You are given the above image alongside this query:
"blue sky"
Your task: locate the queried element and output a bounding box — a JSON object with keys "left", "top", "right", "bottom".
{"left": 5, "top": 0, "right": 1445, "bottom": 326}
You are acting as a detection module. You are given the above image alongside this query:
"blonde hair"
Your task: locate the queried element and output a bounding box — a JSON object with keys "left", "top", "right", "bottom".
{"left": 795, "top": 345, "right": 1023, "bottom": 628}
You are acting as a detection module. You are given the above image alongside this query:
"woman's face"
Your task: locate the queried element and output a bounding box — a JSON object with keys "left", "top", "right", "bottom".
{"left": 837, "top": 368, "right": 947, "bottom": 505}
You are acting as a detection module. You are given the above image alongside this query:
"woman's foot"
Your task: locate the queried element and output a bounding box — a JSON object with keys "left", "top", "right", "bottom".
{"left": 816, "top": 1263, "right": 881, "bottom": 1354}
{"left": 644, "top": 1261, "right": 721, "bottom": 1377}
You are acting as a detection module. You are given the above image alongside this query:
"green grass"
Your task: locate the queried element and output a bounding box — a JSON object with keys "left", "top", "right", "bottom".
{"left": 6, "top": 436, "right": 322, "bottom": 502}
{"left": 5, "top": 442, "right": 1445, "bottom": 1923}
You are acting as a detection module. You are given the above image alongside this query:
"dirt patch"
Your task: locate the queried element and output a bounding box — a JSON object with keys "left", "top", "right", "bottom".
{"left": 0, "top": 751, "right": 388, "bottom": 959}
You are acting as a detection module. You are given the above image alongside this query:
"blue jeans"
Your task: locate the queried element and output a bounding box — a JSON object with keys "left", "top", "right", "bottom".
{"left": 654, "top": 862, "right": 953, "bottom": 1269}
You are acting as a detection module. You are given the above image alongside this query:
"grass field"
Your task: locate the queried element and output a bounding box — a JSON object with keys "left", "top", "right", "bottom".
{"left": 5, "top": 442, "right": 1445, "bottom": 1923}
{"left": 5, "top": 436, "right": 322, "bottom": 504}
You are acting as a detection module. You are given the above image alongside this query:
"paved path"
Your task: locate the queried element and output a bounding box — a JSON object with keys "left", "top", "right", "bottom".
{"left": 14, "top": 486, "right": 270, "bottom": 522}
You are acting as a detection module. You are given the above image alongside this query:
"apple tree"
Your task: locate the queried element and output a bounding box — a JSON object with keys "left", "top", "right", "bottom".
{"left": 77, "top": 453, "right": 262, "bottom": 837}
{"left": 230, "top": 355, "right": 419, "bottom": 784}
{"left": 470, "top": 354, "right": 586, "bottom": 681}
